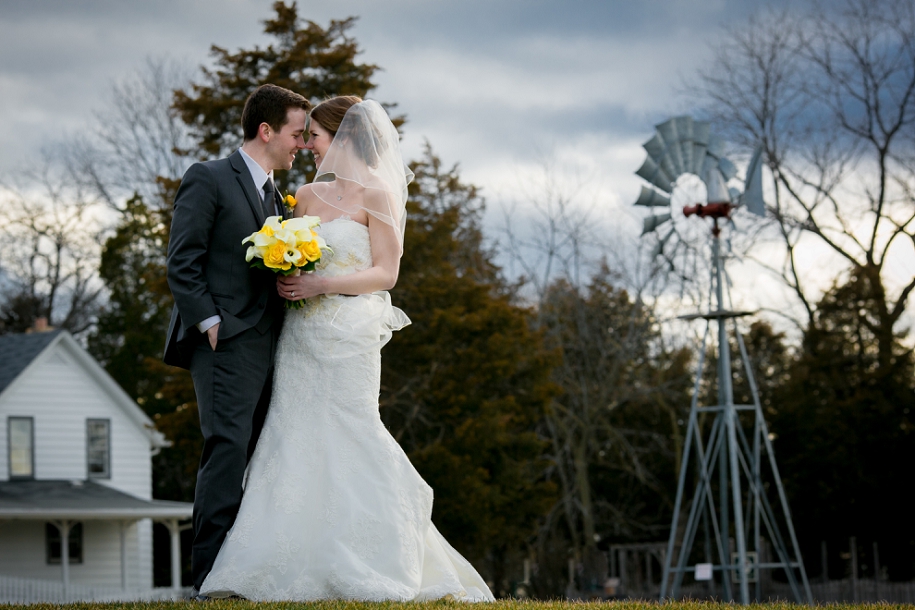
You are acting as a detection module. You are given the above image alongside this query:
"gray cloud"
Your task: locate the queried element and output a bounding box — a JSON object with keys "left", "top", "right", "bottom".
{"left": 0, "top": 0, "right": 780, "bottom": 200}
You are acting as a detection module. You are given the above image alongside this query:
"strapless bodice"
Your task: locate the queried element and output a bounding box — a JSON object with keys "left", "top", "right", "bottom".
{"left": 286, "top": 216, "right": 409, "bottom": 359}
{"left": 313, "top": 217, "right": 372, "bottom": 277}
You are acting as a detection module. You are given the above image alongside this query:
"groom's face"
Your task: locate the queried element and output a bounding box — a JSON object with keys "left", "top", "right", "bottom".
{"left": 265, "top": 107, "right": 308, "bottom": 171}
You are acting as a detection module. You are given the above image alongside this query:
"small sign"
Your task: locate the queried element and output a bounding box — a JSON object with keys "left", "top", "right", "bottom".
{"left": 731, "top": 551, "right": 759, "bottom": 583}
{"left": 695, "top": 563, "right": 713, "bottom": 581}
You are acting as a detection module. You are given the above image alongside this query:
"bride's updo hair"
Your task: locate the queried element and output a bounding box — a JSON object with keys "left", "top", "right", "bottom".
{"left": 309, "top": 95, "right": 361, "bottom": 135}
{"left": 310, "top": 95, "right": 384, "bottom": 168}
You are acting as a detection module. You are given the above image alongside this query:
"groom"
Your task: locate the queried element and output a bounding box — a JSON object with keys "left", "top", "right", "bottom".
{"left": 164, "top": 84, "right": 310, "bottom": 596}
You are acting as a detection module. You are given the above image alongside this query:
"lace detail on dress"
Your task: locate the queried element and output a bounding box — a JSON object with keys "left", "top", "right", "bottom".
{"left": 227, "top": 510, "right": 255, "bottom": 548}
{"left": 200, "top": 218, "right": 494, "bottom": 602}
{"left": 272, "top": 469, "right": 307, "bottom": 513}
{"left": 350, "top": 516, "right": 383, "bottom": 560}
{"left": 322, "top": 489, "right": 340, "bottom": 525}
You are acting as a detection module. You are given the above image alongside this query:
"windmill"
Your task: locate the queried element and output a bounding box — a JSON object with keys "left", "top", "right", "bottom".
{"left": 632, "top": 116, "right": 812, "bottom": 604}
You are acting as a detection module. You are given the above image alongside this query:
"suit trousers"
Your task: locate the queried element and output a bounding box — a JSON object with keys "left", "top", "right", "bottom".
{"left": 189, "top": 323, "right": 279, "bottom": 589}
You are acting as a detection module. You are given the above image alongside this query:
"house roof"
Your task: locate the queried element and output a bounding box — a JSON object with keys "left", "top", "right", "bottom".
{"left": 0, "top": 329, "right": 64, "bottom": 395}
{"left": 0, "top": 329, "right": 169, "bottom": 449}
{"left": 0, "top": 479, "right": 192, "bottom": 520}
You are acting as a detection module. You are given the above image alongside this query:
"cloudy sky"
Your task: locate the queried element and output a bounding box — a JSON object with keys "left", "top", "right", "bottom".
{"left": 7, "top": 0, "right": 860, "bottom": 328}
{"left": 0, "top": 0, "right": 781, "bottom": 194}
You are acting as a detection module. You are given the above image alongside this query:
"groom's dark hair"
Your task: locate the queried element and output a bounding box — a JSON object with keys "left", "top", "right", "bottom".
{"left": 241, "top": 84, "right": 312, "bottom": 141}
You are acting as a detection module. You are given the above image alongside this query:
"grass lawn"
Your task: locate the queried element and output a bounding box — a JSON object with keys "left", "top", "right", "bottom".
{"left": 3, "top": 601, "right": 912, "bottom": 610}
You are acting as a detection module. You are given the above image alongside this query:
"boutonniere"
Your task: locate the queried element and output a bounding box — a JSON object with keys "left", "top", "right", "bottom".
{"left": 282, "top": 192, "right": 297, "bottom": 212}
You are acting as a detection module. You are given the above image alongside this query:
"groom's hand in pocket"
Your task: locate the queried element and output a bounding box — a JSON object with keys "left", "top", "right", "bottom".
{"left": 207, "top": 323, "right": 220, "bottom": 351}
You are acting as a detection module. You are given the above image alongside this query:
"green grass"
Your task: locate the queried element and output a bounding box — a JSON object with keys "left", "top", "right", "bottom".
{"left": 3, "top": 601, "right": 913, "bottom": 610}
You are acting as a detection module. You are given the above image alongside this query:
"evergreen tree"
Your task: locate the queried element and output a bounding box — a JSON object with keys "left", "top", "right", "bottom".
{"left": 90, "top": 193, "right": 174, "bottom": 416}
{"left": 173, "top": 2, "right": 384, "bottom": 192}
{"left": 771, "top": 270, "right": 915, "bottom": 580}
{"left": 87, "top": 180, "right": 199, "bottom": 503}
{"left": 381, "top": 147, "right": 557, "bottom": 594}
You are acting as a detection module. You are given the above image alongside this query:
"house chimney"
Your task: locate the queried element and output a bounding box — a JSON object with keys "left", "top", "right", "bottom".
{"left": 33, "top": 317, "right": 49, "bottom": 332}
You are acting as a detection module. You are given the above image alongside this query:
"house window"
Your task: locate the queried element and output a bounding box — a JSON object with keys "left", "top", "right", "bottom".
{"left": 46, "top": 522, "right": 83, "bottom": 564}
{"left": 86, "top": 419, "right": 110, "bottom": 479}
{"left": 8, "top": 416, "right": 34, "bottom": 479}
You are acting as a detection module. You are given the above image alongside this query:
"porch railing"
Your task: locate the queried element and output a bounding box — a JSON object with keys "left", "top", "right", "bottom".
{"left": 0, "top": 573, "right": 189, "bottom": 603}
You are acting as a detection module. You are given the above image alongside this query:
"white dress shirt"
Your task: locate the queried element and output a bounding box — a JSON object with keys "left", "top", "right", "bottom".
{"left": 239, "top": 147, "right": 280, "bottom": 215}
{"left": 196, "top": 149, "right": 277, "bottom": 333}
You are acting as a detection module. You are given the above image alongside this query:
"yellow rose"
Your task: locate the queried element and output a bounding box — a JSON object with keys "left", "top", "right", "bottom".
{"left": 299, "top": 239, "right": 322, "bottom": 262}
{"left": 284, "top": 194, "right": 297, "bottom": 209}
{"left": 262, "top": 241, "right": 292, "bottom": 270}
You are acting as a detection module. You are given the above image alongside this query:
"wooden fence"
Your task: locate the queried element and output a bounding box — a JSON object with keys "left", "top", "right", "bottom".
{"left": 624, "top": 578, "right": 915, "bottom": 604}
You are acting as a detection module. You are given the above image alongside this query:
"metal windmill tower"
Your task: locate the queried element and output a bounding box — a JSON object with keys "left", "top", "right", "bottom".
{"left": 633, "top": 116, "right": 813, "bottom": 604}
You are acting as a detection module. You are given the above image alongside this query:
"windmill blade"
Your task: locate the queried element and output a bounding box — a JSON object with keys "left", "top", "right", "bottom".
{"left": 643, "top": 132, "right": 666, "bottom": 160}
{"left": 718, "top": 156, "right": 738, "bottom": 181}
{"left": 643, "top": 133, "right": 679, "bottom": 183}
{"left": 641, "top": 212, "right": 672, "bottom": 235}
{"left": 693, "top": 121, "right": 711, "bottom": 146}
{"left": 635, "top": 157, "right": 673, "bottom": 193}
{"left": 691, "top": 121, "right": 711, "bottom": 174}
{"left": 674, "top": 116, "right": 694, "bottom": 175}
{"left": 656, "top": 118, "right": 684, "bottom": 175}
{"left": 700, "top": 153, "right": 718, "bottom": 183}
{"left": 651, "top": 227, "right": 676, "bottom": 258}
{"left": 674, "top": 115, "right": 694, "bottom": 138}
{"left": 634, "top": 185, "right": 672, "bottom": 207}
{"left": 704, "top": 167, "right": 731, "bottom": 203}
{"left": 706, "top": 134, "right": 725, "bottom": 159}
{"left": 741, "top": 144, "right": 766, "bottom": 217}
{"left": 691, "top": 142, "right": 708, "bottom": 175}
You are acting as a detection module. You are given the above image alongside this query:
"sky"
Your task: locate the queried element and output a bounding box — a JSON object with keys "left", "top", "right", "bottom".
{"left": 6, "top": 0, "right": 895, "bottom": 334}
{"left": 0, "top": 0, "right": 778, "bottom": 192}
{"left": 0, "top": 0, "right": 780, "bottom": 211}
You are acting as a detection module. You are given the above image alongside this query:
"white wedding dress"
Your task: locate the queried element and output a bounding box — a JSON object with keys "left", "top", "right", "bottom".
{"left": 200, "top": 217, "right": 494, "bottom": 602}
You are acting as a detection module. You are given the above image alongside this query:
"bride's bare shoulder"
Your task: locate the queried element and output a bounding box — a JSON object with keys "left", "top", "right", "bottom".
{"left": 293, "top": 184, "right": 322, "bottom": 217}
{"left": 294, "top": 183, "right": 318, "bottom": 200}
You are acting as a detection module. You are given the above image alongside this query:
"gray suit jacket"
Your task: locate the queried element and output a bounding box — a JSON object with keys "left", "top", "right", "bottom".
{"left": 164, "top": 150, "right": 284, "bottom": 369}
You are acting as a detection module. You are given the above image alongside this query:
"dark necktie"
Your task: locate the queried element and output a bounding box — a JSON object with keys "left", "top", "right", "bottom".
{"left": 264, "top": 177, "right": 277, "bottom": 217}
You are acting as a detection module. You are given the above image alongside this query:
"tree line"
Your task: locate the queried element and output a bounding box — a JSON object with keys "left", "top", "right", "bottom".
{"left": 0, "top": 0, "right": 912, "bottom": 595}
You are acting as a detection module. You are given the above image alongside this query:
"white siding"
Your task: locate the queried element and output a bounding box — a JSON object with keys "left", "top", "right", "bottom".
{"left": 0, "top": 340, "right": 153, "bottom": 499}
{"left": 0, "top": 520, "right": 148, "bottom": 588}
{"left": 0, "top": 334, "right": 160, "bottom": 587}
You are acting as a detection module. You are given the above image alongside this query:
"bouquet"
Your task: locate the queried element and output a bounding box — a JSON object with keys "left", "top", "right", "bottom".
{"left": 242, "top": 215, "right": 331, "bottom": 309}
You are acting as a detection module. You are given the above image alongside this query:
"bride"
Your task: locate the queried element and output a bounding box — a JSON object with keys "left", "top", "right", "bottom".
{"left": 199, "top": 96, "right": 495, "bottom": 602}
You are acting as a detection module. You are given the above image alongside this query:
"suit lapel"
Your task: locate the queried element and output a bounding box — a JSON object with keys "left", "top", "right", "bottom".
{"left": 229, "top": 150, "right": 266, "bottom": 227}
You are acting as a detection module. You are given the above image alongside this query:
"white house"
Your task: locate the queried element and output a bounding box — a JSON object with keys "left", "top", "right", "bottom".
{"left": 0, "top": 328, "right": 193, "bottom": 602}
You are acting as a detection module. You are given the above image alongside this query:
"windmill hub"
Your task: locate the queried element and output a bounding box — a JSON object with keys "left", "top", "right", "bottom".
{"left": 682, "top": 202, "right": 734, "bottom": 219}
{"left": 632, "top": 115, "right": 766, "bottom": 260}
